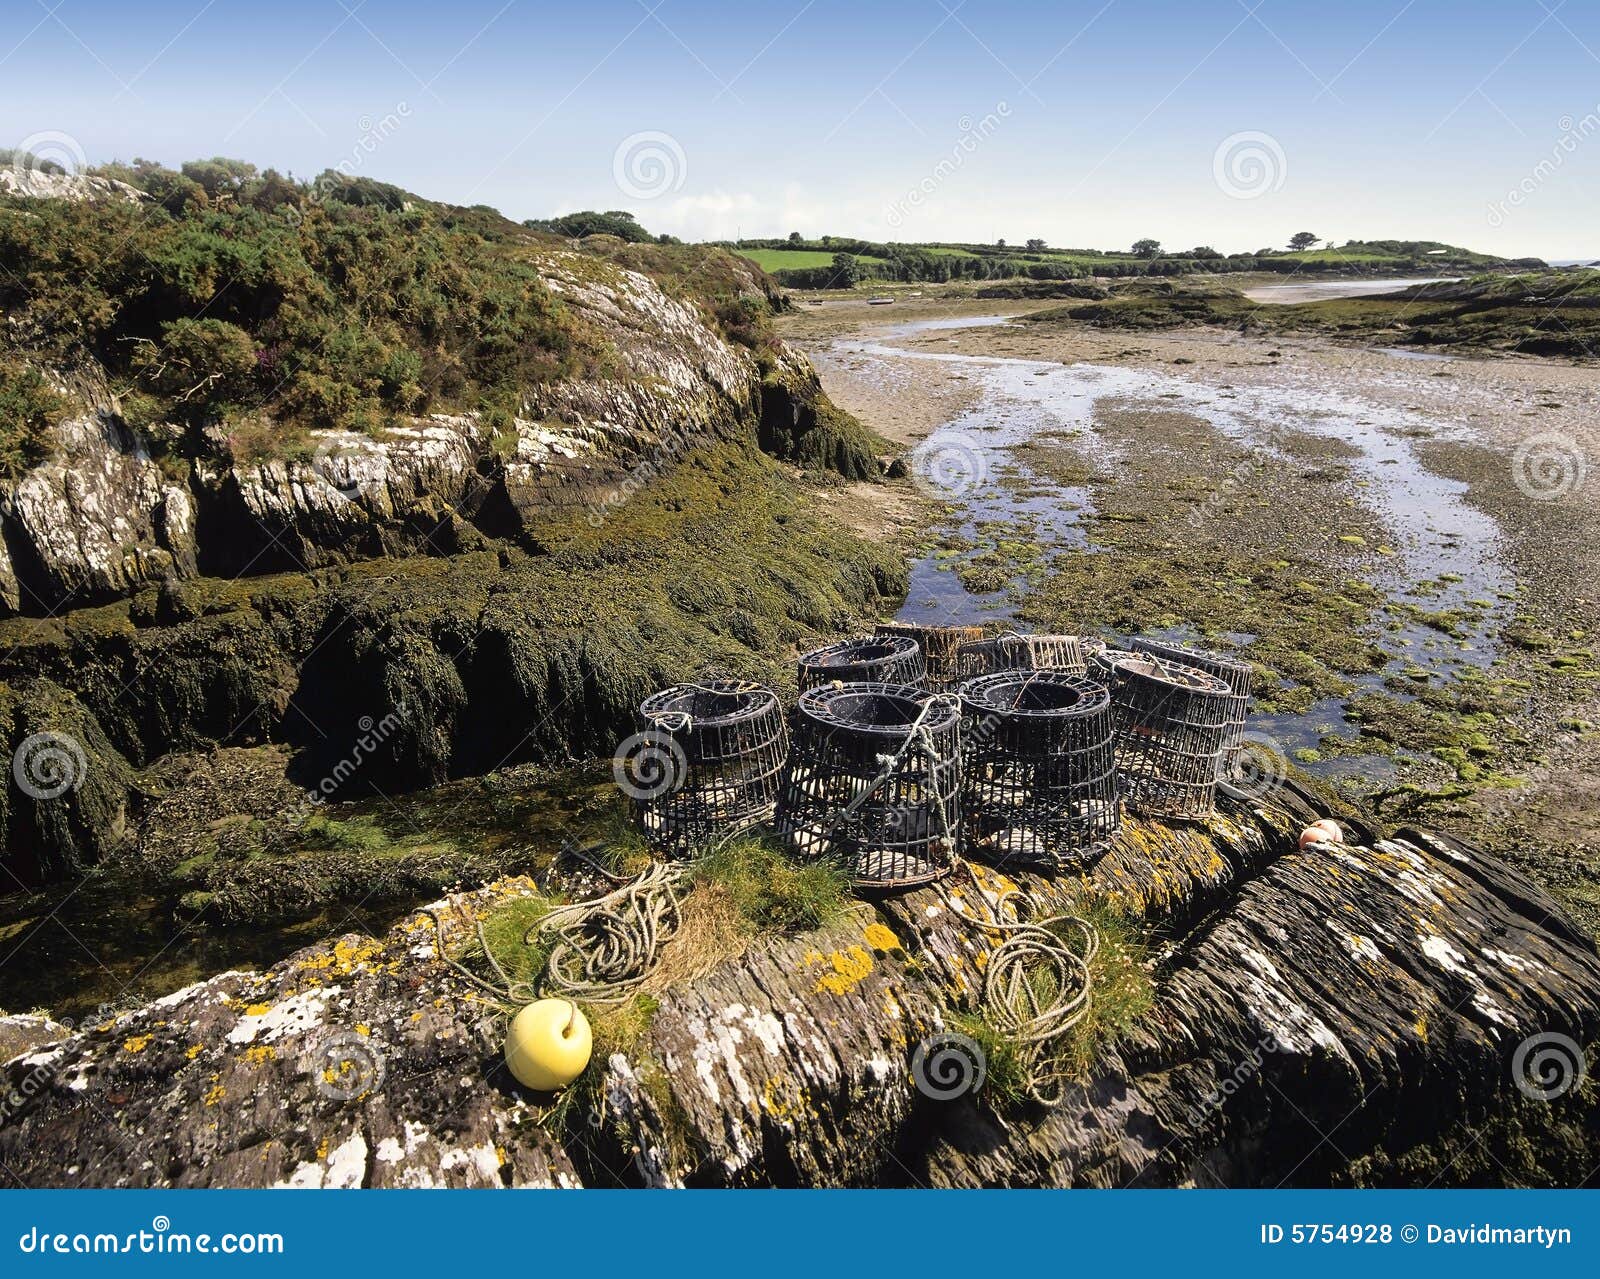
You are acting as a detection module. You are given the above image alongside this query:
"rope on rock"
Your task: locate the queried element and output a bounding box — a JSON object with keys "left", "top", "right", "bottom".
{"left": 938, "top": 862, "right": 1099, "bottom": 1108}
{"left": 534, "top": 859, "right": 687, "bottom": 1006}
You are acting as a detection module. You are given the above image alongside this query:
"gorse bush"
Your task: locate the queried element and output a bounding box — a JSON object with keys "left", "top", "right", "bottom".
{"left": 0, "top": 159, "right": 624, "bottom": 443}
{"left": 0, "top": 359, "right": 65, "bottom": 479}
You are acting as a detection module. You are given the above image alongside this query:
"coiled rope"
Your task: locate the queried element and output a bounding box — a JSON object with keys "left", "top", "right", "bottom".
{"left": 938, "top": 862, "right": 1099, "bottom": 1107}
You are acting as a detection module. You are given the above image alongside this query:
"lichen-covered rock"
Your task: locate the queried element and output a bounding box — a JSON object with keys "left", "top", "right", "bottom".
{"left": 0, "top": 167, "right": 147, "bottom": 204}
{"left": 4, "top": 790, "right": 1593, "bottom": 1188}
{"left": 0, "top": 385, "right": 196, "bottom": 612}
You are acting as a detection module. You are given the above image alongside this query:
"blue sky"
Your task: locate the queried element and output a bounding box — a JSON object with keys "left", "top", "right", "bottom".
{"left": 3, "top": 0, "right": 1598, "bottom": 257}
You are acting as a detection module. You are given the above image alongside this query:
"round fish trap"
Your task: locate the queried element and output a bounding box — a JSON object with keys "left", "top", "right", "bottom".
{"left": 954, "top": 633, "right": 1088, "bottom": 683}
{"left": 958, "top": 670, "right": 1120, "bottom": 873}
{"left": 1130, "top": 638, "right": 1254, "bottom": 770}
{"left": 1111, "top": 656, "right": 1232, "bottom": 820}
{"left": 797, "top": 635, "right": 926, "bottom": 692}
{"left": 874, "top": 622, "right": 984, "bottom": 691}
{"left": 1087, "top": 645, "right": 1139, "bottom": 691}
{"left": 775, "top": 683, "right": 960, "bottom": 890}
{"left": 629, "top": 681, "right": 788, "bottom": 857}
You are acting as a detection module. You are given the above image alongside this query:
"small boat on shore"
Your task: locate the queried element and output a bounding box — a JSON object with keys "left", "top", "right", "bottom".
{"left": 867, "top": 296, "right": 894, "bottom": 306}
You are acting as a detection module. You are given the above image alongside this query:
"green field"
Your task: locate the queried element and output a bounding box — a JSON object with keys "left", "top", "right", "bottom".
{"left": 736, "top": 248, "right": 893, "bottom": 271}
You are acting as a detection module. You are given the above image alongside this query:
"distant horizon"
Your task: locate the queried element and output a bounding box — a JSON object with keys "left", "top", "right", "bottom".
{"left": 4, "top": 2, "right": 1599, "bottom": 260}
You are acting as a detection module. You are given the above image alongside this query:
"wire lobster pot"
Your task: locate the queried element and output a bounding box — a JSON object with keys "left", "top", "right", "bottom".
{"left": 1087, "top": 644, "right": 1140, "bottom": 692}
{"left": 797, "top": 635, "right": 926, "bottom": 692}
{"left": 874, "top": 622, "right": 984, "bottom": 691}
{"left": 775, "top": 683, "right": 960, "bottom": 890}
{"left": 958, "top": 670, "right": 1120, "bottom": 873}
{"left": 1130, "top": 638, "right": 1254, "bottom": 770}
{"left": 626, "top": 680, "right": 788, "bottom": 857}
{"left": 954, "top": 633, "right": 1088, "bottom": 683}
{"left": 1111, "top": 656, "right": 1233, "bottom": 821}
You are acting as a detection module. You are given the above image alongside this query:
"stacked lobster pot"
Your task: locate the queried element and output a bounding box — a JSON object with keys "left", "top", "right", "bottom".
{"left": 797, "top": 634, "right": 926, "bottom": 692}
{"left": 1108, "top": 654, "right": 1233, "bottom": 820}
{"left": 873, "top": 622, "right": 984, "bottom": 691}
{"left": 955, "top": 632, "right": 1089, "bottom": 683}
{"left": 958, "top": 669, "right": 1120, "bottom": 873}
{"left": 1130, "top": 638, "right": 1254, "bottom": 773}
{"left": 627, "top": 680, "right": 789, "bottom": 857}
{"left": 1085, "top": 639, "right": 1140, "bottom": 692}
{"left": 775, "top": 682, "right": 961, "bottom": 890}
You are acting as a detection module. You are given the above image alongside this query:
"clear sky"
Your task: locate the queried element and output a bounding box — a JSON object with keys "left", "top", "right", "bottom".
{"left": 3, "top": 0, "right": 1597, "bottom": 258}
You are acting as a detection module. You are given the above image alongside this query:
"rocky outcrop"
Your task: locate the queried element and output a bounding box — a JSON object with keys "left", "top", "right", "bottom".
{"left": 0, "top": 378, "right": 196, "bottom": 613}
{"left": 4, "top": 786, "right": 1594, "bottom": 1188}
{"left": 0, "top": 167, "right": 146, "bottom": 204}
{"left": 0, "top": 248, "right": 871, "bottom": 616}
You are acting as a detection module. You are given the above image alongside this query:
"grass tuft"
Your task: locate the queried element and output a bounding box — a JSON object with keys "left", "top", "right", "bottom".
{"left": 688, "top": 837, "right": 851, "bottom": 936}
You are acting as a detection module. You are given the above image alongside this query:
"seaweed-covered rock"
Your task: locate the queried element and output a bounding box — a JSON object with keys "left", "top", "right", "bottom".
{"left": 4, "top": 791, "right": 1593, "bottom": 1188}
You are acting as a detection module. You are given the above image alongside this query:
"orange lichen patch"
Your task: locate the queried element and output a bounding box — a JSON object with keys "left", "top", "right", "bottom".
{"left": 122, "top": 1034, "right": 153, "bottom": 1054}
{"left": 243, "top": 1045, "right": 276, "bottom": 1065}
{"left": 317, "top": 1137, "right": 331, "bottom": 1160}
{"left": 863, "top": 922, "right": 901, "bottom": 953}
{"left": 203, "top": 1081, "right": 226, "bottom": 1107}
{"left": 804, "top": 945, "right": 874, "bottom": 996}
{"left": 185, "top": 1044, "right": 204, "bottom": 1060}
{"left": 243, "top": 1003, "right": 272, "bottom": 1017}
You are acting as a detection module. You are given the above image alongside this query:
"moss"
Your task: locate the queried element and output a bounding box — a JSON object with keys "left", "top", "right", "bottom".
{"left": 688, "top": 838, "right": 850, "bottom": 936}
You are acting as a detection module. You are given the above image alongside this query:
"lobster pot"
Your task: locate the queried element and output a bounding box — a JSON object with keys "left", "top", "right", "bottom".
{"left": 629, "top": 681, "right": 788, "bottom": 857}
{"left": 1087, "top": 646, "right": 1139, "bottom": 692}
{"left": 955, "top": 633, "right": 1087, "bottom": 683}
{"left": 798, "top": 635, "right": 926, "bottom": 692}
{"left": 775, "top": 683, "right": 960, "bottom": 890}
{"left": 1111, "top": 656, "right": 1233, "bottom": 820}
{"left": 874, "top": 622, "right": 984, "bottom": 691}
{"left": 1130, "top": 638, "right": 1254, "bottom": 770}
{"left": 958, "top": 671, "right": 1120, "bottom": 873}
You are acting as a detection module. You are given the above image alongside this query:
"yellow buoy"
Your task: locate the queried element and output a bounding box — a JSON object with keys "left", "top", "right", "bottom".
{"left": 505, "top": 999, "right": 592, "bottom": 1091}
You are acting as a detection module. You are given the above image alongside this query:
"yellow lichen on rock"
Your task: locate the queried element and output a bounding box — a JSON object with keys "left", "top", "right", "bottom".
{"left": 806, "top": 945, "right": 874, "bottom": 996}
{"left": 863, "top": 922, "right": 901, "bottom": 952}
{"left": 122, "top": 1034, "right": 153, "bottom": 1054}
